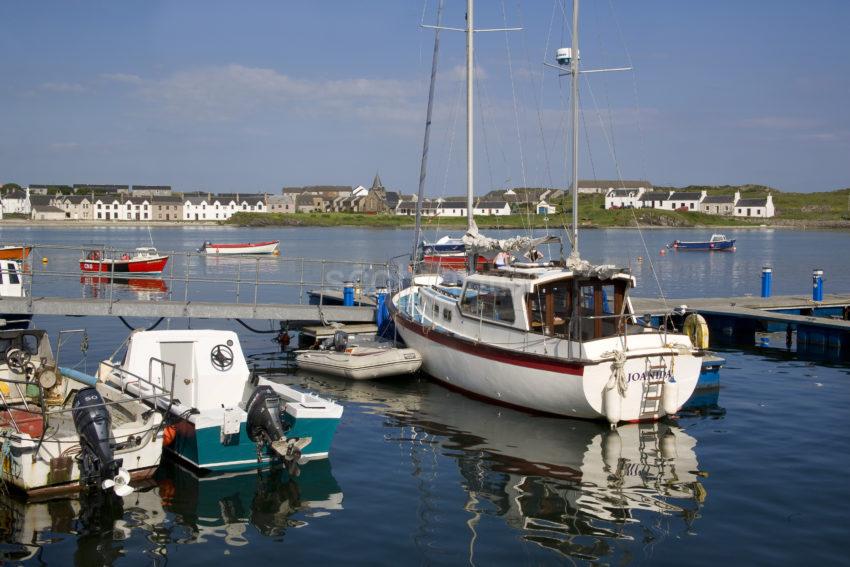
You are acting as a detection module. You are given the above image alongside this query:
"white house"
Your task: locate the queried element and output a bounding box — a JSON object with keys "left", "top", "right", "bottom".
{"left": 351, "top": 185, "right": 369, "bottom": 197}
{"left": 472, "top": 200, "right": 511, "bottom": 216}
{"left": 638, "top": 190, "right": 671, "bottom": 209}
{"left": 663, "top": 190, "right": 706, "bottom": 212}
{"left": 1, "top": 187, "right": 31, "bottom": 215}
{"left": 574, "top": 179, "right": 652, "bottom": 195}
{"left": 536, "top": 200, "right": 557, "bottom": 215}
{"left": 605, "top": 188, "right": 646, "bottom": 209}
{"left": 734, "top": 194, "right": 775, "bottom": 218}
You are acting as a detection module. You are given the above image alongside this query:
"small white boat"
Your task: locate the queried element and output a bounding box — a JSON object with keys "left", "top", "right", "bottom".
{"left": 0, "top": 329, "right": 164, "bottom": 499}
{"left": 296, "top": 333, "right": 422, "bottom": 380}
{"left": 199, "top": 240, "right": 280, "bottom": 255}
{"left": 101, "top": 329, "right": 343, "bottom": 472}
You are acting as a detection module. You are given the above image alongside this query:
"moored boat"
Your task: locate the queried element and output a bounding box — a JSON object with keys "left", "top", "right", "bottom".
{"left": 0, "top": 245, "right": 31, "bottom": 260}
{"left": 101, "top": 329, "right": 343, "bottom": 472}
{"left": 421, "top": 236, "right": 465, "bottom": 255}
{"left": 80, "top": 247, "right": 169, "bottom": 275}
{"left": 392, "top": 0, "right": 702, "bottom": 424}
{"left": 1, "top": 260, "right": 32, "bottom": 329}
{"left": 669, "top": 233, "right": 736, "bottom": 251}
{"left": 296, "top": 332, "right": 422, "bottom": 380}
{"left": 199, "top": 240, "right": 280, "bottom": 255}
{"left": 0, "top": 328, "right": 164, "bottom": 498}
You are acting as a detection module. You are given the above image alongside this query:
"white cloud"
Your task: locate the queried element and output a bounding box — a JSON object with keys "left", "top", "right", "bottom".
{"left": 41, "top": 82, "right": 87, "bottom": 93}
{"left": 740, "top": 116, "right": 819, "bottom": 130}
{"left": 101, "top": 73, "right": 144, "bottom": 85}
{"left": 135, "top": 64, "right": 419, "bottom": 124}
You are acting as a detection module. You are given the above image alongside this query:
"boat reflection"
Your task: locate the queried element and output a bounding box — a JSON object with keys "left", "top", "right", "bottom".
{"left": 291, "top": 371, "right": 706, "bottom": 559}
{"left": 80, "top": 275, "right": 168, "bottom": 301}
{"left": 158, "top": 455, "right": 343, "bottom": 545}
{"left": 0, "top": 459, "right": 342, "bottom": 561}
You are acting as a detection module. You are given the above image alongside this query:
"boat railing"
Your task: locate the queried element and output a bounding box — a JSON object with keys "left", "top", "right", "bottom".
{"left": 2, "top": 241, "right": 404, "bottom": 313}
{"left": 97, "top": 357, "right": 176, "bottom": 413}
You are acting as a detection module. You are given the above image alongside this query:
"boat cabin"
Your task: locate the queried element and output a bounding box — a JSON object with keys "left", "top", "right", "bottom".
{"left": 116, "top": 329, "right": 251, "bottom": 411}
{"left": 132, "top": 247, "right": 160, "bottom": 258}
{"left": 1, "top": 261, "right": 23, "bottom": 298}
{"left": 709, "top": 234, "right": 728, "bottom": 243}
{"left": 455, "top": 264, "right": 637, "bottom": 342}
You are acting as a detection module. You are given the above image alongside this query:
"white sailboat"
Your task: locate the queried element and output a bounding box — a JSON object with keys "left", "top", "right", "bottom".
{"left": 390, "top": 0, "right": 703, "bottom": 424}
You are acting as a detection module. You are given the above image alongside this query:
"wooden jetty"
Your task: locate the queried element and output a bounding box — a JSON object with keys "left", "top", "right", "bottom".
{"left": 632, "top": 293, "right": 850, "bottom": 358}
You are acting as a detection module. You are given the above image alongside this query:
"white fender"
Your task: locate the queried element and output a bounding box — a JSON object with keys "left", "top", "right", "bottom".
{"left": 662, "top": 377, "right": 680, "bottom": 416}
{"left": 604, "top": 383, "right": 622, "bottom": 425}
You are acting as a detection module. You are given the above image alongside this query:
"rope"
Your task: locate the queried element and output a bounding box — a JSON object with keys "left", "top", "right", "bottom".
{"left": 118, "top": 316, "right": 165, "bottom": 332}
{"left": 604, "top": 350, "right": 628, "bottom": 397}
{"left": 233, "top": 318, "right": 278, "bottom": 334}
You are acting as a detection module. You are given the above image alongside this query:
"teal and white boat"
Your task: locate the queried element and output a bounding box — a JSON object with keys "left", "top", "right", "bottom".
{"left": 100, "top": 329, "right": 343, "bottom": 473}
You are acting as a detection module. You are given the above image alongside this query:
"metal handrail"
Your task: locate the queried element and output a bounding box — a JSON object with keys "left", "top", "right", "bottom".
{"left": 7, "top": 241, "right": 404, "bottom": 316}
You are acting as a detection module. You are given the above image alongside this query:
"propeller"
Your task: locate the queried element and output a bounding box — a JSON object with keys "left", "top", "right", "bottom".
{"left": 102, "top": 468, "right": 135, "bottom": 497}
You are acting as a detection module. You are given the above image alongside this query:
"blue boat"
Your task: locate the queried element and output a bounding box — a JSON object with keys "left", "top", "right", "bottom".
{"left": 670, "top": 233, "right": 736, "bottom": 251}
{"left": 102, "top": 329, "right": 343, "bottom": 473}
{"left": 421, "top": 236, "right": 465, "bottom": 255}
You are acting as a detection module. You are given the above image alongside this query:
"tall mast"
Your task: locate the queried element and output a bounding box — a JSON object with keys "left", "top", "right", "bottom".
{"left": 411, "top": 0, "right": 444, "bottom": 262}
{"left": 466, "top": 0, "right": 475, "bottom": 230}
{"left": 569, "top": 0, "right": 580, "bottom": 257}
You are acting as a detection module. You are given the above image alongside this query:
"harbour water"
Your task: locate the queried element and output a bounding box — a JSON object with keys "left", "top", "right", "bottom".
{"left": 1, "top": 225, "right": 849, "bottom": 565}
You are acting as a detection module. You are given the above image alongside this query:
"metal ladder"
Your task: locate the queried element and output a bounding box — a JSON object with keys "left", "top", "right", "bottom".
{"left": 639, "top": 358, "right": 669, "bottom": 419}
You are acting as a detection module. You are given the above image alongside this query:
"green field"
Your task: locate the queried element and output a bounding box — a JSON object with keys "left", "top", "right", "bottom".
{"left": 225, "top": 187, "right": 850, "bottom": 229}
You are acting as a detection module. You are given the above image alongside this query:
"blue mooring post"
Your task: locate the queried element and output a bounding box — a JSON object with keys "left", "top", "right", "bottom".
{"left": 812, "top": 269, "right": 824, "bottom": 302}
{"left": 375, "top": 287, "right": 389, "bottom": 330}
{"left": 343, "top": 281, "right": 355, "bottom": 307}
{"left": 761, "top": 266, "right": 773, "bottom": 298}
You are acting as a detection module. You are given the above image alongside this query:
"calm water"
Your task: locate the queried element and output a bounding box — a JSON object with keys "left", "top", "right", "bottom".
{"left": 1, "top": 225, "right": 849, "bottom": 565}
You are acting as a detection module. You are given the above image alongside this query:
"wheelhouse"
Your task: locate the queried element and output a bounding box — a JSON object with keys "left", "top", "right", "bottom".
{"left": 455, "top": 264, "right": 639, "bottom": 342}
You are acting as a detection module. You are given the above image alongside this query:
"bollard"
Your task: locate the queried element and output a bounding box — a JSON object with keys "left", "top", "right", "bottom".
{"left": 812, "top": 269, "right": 824, "bottom": 302}
{"left": 761, "top": 266, "right": 772, "bottom": 298}
{"left": 343, "top": 281, "right": 355, "bottom": 307}
{"left": 375, "top": 287, "right": 389, "bottom": 330}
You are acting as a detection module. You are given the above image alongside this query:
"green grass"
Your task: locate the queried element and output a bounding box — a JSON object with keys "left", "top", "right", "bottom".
{"left": 225, "top": 187, "right": 850, "bottom": 229}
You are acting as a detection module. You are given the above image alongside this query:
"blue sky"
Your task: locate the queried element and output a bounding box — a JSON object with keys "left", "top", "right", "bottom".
{"left": 1, "top": 1, "right": 847, "bottom": 195}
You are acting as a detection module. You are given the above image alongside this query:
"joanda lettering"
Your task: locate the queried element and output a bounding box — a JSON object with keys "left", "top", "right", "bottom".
{"left": 627, "top": 370, "right": 675, "bottom": 382}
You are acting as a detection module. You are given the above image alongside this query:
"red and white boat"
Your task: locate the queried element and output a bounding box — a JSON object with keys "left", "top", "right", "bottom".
{"left": 199, "top": 240, "right": 280, "bottom": 255}
{"left": 80, "top": 247, "right": 169, "bottom": 275}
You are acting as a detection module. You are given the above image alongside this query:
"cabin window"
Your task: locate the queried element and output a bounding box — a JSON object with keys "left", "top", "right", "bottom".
{"left": 443, "top": 309, "right": 452, "bottom": 322}
{"left": 433, "top": 303, "right": 440, "bottom": 317}
{"left": 460, "top": 282, "right": 515, "bottom": 323}
{"left": 529, "top": 280, "right": 629, "bottom": 339}
{"left": 7, "top": 263, "right": 20, "bottom": 285}
{"left": 22, "top": 333, "right": 39, "bottom": 354}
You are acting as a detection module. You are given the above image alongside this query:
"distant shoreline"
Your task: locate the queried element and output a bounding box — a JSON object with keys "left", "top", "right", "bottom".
{"left": 1, "top": 217, "right": 848, "bottom": 230}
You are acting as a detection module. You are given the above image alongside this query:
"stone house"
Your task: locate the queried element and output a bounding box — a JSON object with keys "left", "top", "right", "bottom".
{"left": 700, "top": 192, "right": 739, "bottom": 215}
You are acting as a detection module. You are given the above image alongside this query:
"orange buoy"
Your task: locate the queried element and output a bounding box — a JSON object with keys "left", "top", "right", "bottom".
{"left": 659, "top": 249, "right": 667, "bottom": 256}
{"left": 163, "top": 425, "right": 176, "bottom": 446}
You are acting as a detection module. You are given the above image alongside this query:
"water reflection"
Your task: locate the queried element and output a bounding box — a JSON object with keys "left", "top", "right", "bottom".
{"left": 290, "top": 371, "right": 705, "bottom": 561}
{"left": 80, "top": 276, "right": 169, "bottom": 302}
{"left": 0, "top": 460, "right": 341, "bottom": 562}
{"left": 159, "top": 460, "right": 342, "bottom": 546}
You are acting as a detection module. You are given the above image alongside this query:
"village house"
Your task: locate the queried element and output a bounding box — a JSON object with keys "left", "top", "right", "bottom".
{"left": 151, "top": 195, "right": 184, "bottom": 221}
{"left": 734, "top": 194, "right": 775, "bottom": 218}
{"left": 183, "top": 195, "right": 211, "bottom": 221}
{"left": 574, "top": 179, "right": 653, "bottom": 195}
{"left": 131, "top": 185, "right": 172, "bottom": 197}
{"left": 700, "top": 192, "right": 740, "bottom": 215}
{"left": 637, "top": 190, "right": 671, "bottom": 209}
{"left": 473, "top": 200, "right": 511, "bottom": 216}
{"left": 57, "top": 195, "right": 94, "bottom": 220}
{"left": 604, "top": 187, "right": 646, "bottom": 209}
{"left": 1, "top": 187, "right": 31, "bottom": 215}
{"left": 663, "top": 190, "right": 706, "bottom": 211}
{"left": 73, "top": 184, "right": 128, "bottom": 195}
{"left": 395, "top": 197, "right": 440, "bottom": 216}
{"left": 536, "top": 200, "right": 557, "bottom": 215}
{"left": 267, "top": 194, "right": 296, "bottom": 214}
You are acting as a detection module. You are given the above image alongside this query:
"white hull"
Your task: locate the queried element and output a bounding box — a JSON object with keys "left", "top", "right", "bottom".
{"left": 296, "top": 347, "right": 422, "bottom": 380}
{"left": 0, "top": 385, "right": 163, "bottom": 496}
{"left": 392, "top": 286, "right": 701, "bottom": 422}
{"left": 203, "top": 241, "right": 279, "bottom": 255}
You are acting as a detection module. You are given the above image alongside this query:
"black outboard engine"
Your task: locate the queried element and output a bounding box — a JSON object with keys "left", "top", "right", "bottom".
{"left": 332, "top": 331, "right": 348, "bottom": 352}
{"left": 246, "top": 386, "right": 289, "bottom": 457}
{"left": 72, "top": 387, "right": 133, "bottom": 496}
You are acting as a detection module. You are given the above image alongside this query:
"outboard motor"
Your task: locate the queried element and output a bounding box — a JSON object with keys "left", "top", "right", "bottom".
{"left": 72, "top": 387, "right": 134, "bottom": 497}
{"left": 246, "top": 386, "right": 289, "bottom": 455}
{"left": 332, "top": 331, "right": 348, "bottom": 352}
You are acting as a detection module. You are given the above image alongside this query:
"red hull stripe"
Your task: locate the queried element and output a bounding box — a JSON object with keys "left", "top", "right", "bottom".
{"left": 394, "top": 308, "right": 584, "bottom": 376}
